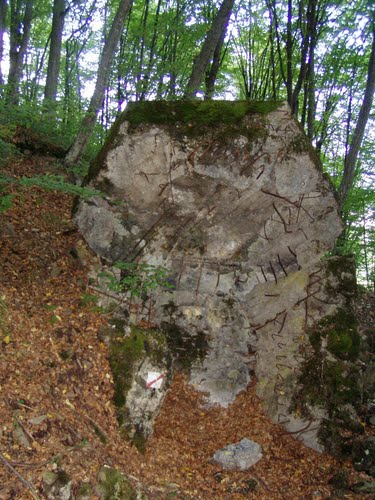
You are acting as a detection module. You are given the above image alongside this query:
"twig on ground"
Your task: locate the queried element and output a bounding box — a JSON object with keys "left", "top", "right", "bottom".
{"left": 0, "top": 451, "right": 41, "bottom": 500}
{"left": 247, "top": 471, "right": 272, "bottom": 492}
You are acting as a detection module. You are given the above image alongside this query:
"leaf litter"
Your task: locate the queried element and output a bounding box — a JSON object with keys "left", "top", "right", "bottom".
{"left": 0, "top": 155, "right": 372, "bottom": 499}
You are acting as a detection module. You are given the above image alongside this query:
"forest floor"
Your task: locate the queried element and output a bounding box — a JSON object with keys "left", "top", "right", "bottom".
{"left": 0, "top": 154, "right": 373, "bottom": 499}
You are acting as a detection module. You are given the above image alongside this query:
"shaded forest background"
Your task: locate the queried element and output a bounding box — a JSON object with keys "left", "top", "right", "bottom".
{"left": 0, "top": 0, "right": 374, "bottom": 287}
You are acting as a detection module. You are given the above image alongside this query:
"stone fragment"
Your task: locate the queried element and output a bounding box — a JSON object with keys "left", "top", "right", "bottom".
{"left": 12, "top": 424, "right": 30, "bottom": 448}
{"left": 43, "top": 470, "right": 72, "bottom": 500}
{"left": 28, "top": 414, "right": 48, "bottom": 425}
{"left": 211, "top": 438, "right": 263, "bottom": 470}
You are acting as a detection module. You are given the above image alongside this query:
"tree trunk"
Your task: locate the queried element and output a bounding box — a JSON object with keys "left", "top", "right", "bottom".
{"left": 337, "top": 15, "right": 375, "bottom": 208}
{"left": 204, "top": 28, "right": 226, "bottom": 99}
{"left": 44, "top": 0, "right": 66, "bottom": 107}
{"left": 184, "top": 0, "right": 234, "bottom": 99}
{"left": 139, "top": 0, "right": 162, "bottom": 101}
{"left": 0, "top": 0, "right": 8, "bottom": 85}
{"left": 64, "top": 0, "right": 133, "bottom": 168}
{"left": 285, "top": 0, "right": 293, "bottom": 107}
{"left": 7, "top": 0, "right": 34, "bottom": 104}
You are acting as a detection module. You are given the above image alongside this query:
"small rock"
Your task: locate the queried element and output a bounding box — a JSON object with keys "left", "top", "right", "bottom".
{"left": 43, "top": 471, "right": 58, "bottom": 486}
{"left": 211, "top": 438, "right": 263, "bottom": 471}
{"left": 43, "top": 469, "right": 72, "bottom": 500}
{"left": 0, "top": 222, "right": 16, "bottom": 238}
{"left": 29, "top": 414, "right": 48, "bottom": 425}
{"left": 13, "top": 425, "right": 30, "bottom": 448}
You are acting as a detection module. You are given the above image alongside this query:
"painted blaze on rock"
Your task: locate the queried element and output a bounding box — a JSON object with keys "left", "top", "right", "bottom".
{"left": 75, "top": 101, "right": 343, "bottom": 448}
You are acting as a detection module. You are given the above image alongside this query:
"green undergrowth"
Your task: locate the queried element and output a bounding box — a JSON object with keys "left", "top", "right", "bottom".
{"left": 292, "top": 307, "right": 362, "bottom": 456}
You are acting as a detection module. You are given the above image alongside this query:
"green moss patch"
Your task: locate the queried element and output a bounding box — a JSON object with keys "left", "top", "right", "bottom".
{"left": 161, "top": 321, "right": 209, "bottom": 371}
{"left": 87, "top": 100, "right": 283, "bottom": 181}
{"left": 325, "top": 255, "right": 357, "bottom": 300}
{"left": 315, "top": 309, "right": 360, "bottom": 361}
{"left": 124, "top": 100, "right": 282, "bottom": 129}
{"left": 292, "top": 307, "right": 362, "bottom": 456}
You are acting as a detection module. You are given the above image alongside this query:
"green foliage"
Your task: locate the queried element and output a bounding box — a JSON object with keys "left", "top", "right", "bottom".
{"left": 100, "top": 261, "right": 174, "bottom": 299}
{"left": 311, "top": 309, "right": 360, "bottom": 361}
{"left": 0, "top": 295, "right": 10, "bottom": 343}
{"left": 0, "top": 190, "right": 14, "bottom": 213}
{"left": 18, "top": 174, "right": 103, "bottom": 199}
{"left": 0, "top": 172, "right": 104, "bottom": 214}
{"left": 0, "top": 138, "right": 19, "bottom": 168}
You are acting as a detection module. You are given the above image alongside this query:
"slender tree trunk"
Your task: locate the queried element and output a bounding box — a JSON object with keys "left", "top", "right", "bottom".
{"left": 184, "top": 0, "right": 234, "bottom": 98}
{"left": 285, "top": 0, "right": 293, "bottom": 107}
{"left": 139, "top": 0, "right": 162, "bottom": 101}
{"left": 338, "top": 15, "right": 375, "bottom": 208}
{"left": 204, "top": 28, "right": 226, "bottom": 99}
{"left": 136, "top": 0, "right": 149, "bottom": 100}
{"left": 362, "top": 201, "right": 370, "bottom": 287}
{"left": 44, "top": 0, "right": 66, "bottom": 107}
{"left": 0, "top": 0, "right": 8, "bottom": 85}
{"left": 306, "top": 55, "right": 315, "bottom": 139}
{"left": 7, "top": 0, "right": 34, "bottom": 104}
{"left": 64, "top": 0, "right": 133, "bottom": 168}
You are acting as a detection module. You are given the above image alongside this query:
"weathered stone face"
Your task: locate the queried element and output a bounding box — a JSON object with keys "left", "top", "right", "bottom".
{"left": 75, "top": 101, "right": 344, "bottom": 449}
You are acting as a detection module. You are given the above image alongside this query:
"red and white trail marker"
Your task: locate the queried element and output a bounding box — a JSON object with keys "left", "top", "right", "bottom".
{"left": 146, "top": 372, "right": 165, "bottom": 389}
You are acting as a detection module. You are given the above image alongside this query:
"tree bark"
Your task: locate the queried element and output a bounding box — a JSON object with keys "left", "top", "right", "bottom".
{"left": 338, "top": 15, "right": 375, "bottom": 208}
{"left": 44, "top": 0, "right": 66, "bottom": 107}
{"left": 7, "top": 0, "right": 34, "bottom": 104}
{"left": 204, "top": 27, "right": 226, "bottom": 99}
{"left": 64, "top": 0, "right": 133, "bottom": 168}
{"left": 184, "top": 0, "right": 234, "bottom": 99}
{"left": 0, "top": 0, "right": 7, "bottom": 85}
